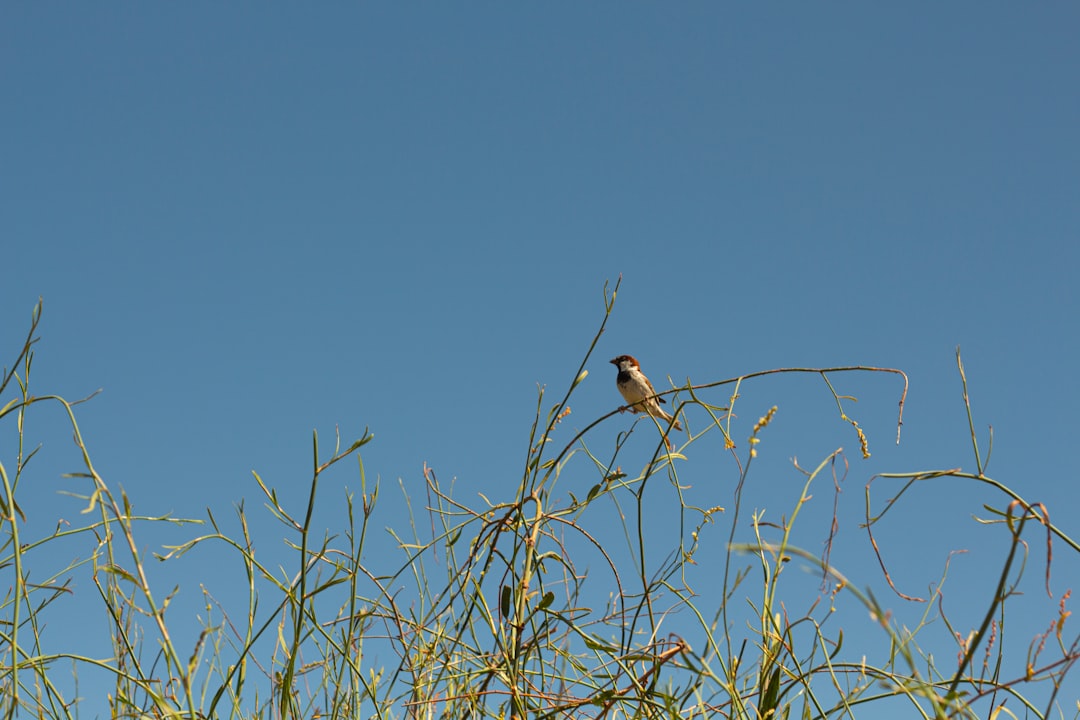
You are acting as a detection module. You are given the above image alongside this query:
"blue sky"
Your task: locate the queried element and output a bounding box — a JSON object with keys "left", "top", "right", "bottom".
{"left": 3, "top": 4, "right": 1079, "bottom": 716}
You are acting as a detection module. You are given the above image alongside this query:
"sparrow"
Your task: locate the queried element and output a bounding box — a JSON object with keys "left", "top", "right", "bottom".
{"left": 610, "top": 355, "right": 682, "bottom": 431}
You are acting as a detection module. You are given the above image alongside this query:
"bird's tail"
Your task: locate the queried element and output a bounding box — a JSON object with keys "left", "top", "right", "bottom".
{"left": 662, "top": 409, "right": 682, "bottom": 432}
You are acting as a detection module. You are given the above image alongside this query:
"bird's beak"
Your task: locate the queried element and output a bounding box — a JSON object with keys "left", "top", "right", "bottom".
{"left": 609, "top": 358, "right": 618, "bottom": 365}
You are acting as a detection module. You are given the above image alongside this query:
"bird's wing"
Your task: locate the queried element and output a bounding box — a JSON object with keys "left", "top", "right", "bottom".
{"left": 645, "top": 376, "right": 667, "bottom": 404}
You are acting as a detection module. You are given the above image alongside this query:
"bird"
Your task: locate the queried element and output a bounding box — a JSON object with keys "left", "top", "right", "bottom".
{"left": 610, "top": 355, "right": 682, "bottom": 431}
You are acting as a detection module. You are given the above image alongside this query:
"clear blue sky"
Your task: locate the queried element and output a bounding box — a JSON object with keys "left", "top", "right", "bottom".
{"left": 3, "top": 4, "right": 1079, "bottom": 716}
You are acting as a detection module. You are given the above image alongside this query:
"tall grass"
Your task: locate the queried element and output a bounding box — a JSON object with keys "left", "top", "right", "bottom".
{"left": 2, "top": 285, "right": 1077, "bottom": 719}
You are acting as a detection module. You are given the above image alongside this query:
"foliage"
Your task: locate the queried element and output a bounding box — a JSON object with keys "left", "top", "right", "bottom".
{"left": 2, "top": 286, "right": 1077, "bottom": 719}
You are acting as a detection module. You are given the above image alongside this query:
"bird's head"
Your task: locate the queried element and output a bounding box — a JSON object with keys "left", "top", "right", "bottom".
{"left": 609, "top": 355, "right": 639, "bottom": 372}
